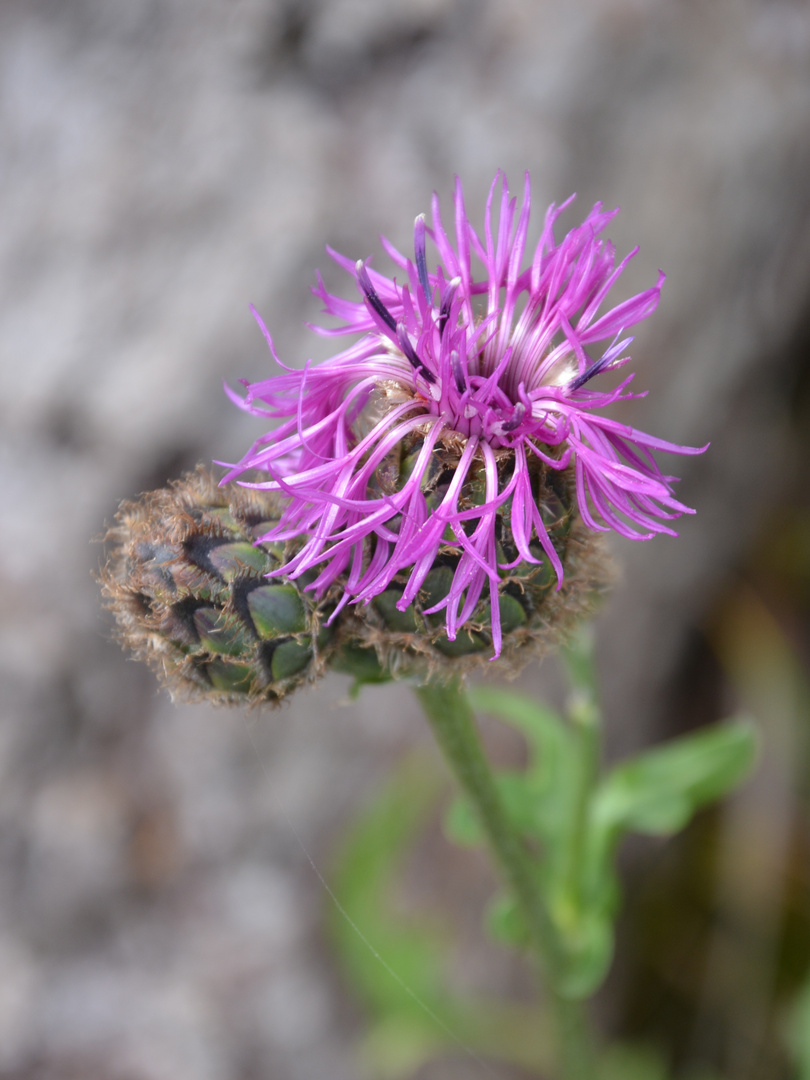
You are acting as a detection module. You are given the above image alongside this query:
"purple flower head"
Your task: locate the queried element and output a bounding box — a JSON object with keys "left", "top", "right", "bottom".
{"left": 221, "top": 172, "right": 706, "bottom": 660}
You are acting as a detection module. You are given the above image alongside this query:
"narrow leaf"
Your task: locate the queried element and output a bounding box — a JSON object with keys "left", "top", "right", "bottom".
{"left": 593, "top": 716, "right": 758, "bottom": 837}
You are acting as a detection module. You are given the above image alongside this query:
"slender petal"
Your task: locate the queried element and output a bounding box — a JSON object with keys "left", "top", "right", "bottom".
{"left": 222, "top": 173, "right": 706, "bottom": 657}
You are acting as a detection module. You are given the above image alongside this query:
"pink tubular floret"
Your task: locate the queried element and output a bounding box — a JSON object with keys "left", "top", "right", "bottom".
{"left": 220, "top": 171, "right": 707, "bottom": 658}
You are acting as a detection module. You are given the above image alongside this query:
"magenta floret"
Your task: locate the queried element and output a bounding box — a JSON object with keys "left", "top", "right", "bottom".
{"left": 220, "top": 172, "right": 705, "bottom": 658}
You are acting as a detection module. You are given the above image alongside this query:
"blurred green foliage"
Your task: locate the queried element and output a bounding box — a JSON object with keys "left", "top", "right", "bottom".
{"left": 326, "top": 686, "right": 760, "bottom": 1077}
{"left": 449, "top": 686, "right": 756, "bottom": 1000}
{"left": 327, "top": 751, "right": 556, "bottom": 1078}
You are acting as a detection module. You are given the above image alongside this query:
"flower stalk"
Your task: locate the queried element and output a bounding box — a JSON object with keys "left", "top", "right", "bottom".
{"left": 414, "top": 674, "right": 597, "bottom": 1080}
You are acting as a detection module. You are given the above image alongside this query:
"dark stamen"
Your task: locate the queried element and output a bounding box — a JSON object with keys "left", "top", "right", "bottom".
{"left": 568, "top": 354, "right": 615, "bottom": 391}
{"left": 356, "top": 260, "right": 397, "bottom": 333}
{"left": 397, "top": 323, "right": 435, "bottom": 384}
{"left": 414, "top": 214, "right": 431, "bottom": 304}
{"left": 501, "top": 401, "right": 525, "bottom": 433}
{"left": 438, "top": 277, "right": 460, "bottom": 338}
{"left": 450, "top": 350, "right": 466, "bottom": 393}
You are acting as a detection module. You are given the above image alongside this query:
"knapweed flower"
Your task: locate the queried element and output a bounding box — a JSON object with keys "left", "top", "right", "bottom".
{"left": 221, "top": 172, "right": 704, "bottom": 668}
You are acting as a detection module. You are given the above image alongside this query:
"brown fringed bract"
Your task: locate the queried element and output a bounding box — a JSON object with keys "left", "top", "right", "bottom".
{"left": 99, "top": 468, "right": 344, "bottom": 705}
{"left": 100, "top": 465, "right": 611, "bottom": 703}
{"left": 346, "top": 450, "right": 614, "bottom": 681}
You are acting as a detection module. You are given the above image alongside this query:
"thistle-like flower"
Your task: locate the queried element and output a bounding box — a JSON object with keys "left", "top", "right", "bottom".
{"left": 221, "top": 172, "right": 704, "bottom": 663}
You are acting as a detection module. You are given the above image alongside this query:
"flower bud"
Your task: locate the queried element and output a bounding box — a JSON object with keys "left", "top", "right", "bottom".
{"left": 99, "top": 468, "right": 342, "bottom": 704}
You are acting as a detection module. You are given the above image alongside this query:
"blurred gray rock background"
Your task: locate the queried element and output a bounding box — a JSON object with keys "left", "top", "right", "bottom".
{"left": 1, "top": 0, "right": 809, "bottom": 1077}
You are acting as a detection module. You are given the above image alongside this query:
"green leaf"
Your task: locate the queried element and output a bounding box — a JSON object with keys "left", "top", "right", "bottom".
{"left": 467, "top": 685, "right": 580, "bottom": 851}
{"left": 486, "top": 893, "right": 531, "bottom": 949}
{"left": 467, "top": 685, "right": 569, "bottom": 753}
{"left": 443, "top": 774, "right": 553, "bottom": 849}
{"left": 593, "top": 716, "right": 758, "bottom": 838}
{"left": 554, "top": 910, "right": 614, "bottom": 999}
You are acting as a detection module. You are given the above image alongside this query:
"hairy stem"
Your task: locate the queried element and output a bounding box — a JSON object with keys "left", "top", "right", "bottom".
{"left": 415, "top": 674, "right": 596, "bottom": 1080}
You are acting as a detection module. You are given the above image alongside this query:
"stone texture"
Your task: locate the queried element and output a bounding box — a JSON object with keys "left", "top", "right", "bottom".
{"left": 1, "top": 0, "right": 809, "bottom": 1075}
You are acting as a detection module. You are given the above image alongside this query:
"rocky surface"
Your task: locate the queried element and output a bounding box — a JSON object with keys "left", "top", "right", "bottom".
{"left": 1, "top": 0, "right": 809, "bottom": 1076}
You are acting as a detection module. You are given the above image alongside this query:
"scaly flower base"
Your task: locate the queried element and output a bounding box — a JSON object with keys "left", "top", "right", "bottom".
{"left": 100, "top": 469, "right": 611, "bottom": 703}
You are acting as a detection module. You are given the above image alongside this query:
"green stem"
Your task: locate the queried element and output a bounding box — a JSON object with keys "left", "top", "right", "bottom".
{"left": 561, "top": 632, "right": 602, "bottom": 912}
{"left": 415, "top": 674, "right": 597, "bottom": 1080}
